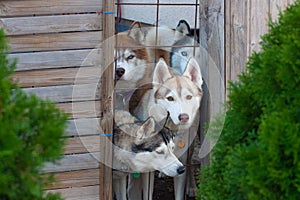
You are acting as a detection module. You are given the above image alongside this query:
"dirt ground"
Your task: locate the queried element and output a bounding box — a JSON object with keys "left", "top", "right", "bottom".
{"left": 153, "top": 172, "right": 197, "bottom": 200}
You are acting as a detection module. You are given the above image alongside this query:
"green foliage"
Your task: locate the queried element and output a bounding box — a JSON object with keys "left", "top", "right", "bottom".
{"left": 197, "top": 1, "right": 300, "bottom": 199}
{"left": 0, "top": 30, "right": 68, "bottom": 200}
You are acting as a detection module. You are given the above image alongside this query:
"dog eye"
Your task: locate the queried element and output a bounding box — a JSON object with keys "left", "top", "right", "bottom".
{"left": 127, "top": 55, "right": 135, "bottom": 60}
{"left": 167, "top": 96, "right": 174, "bottom": 101}
{"left": 155, "top": 150, "right": 164, "bottom": 154}
{"left": 181, "top": 51, "right": 187, "bottom": 57}
{"left": 186, "top": 95, "right": 192, "bottom": 100}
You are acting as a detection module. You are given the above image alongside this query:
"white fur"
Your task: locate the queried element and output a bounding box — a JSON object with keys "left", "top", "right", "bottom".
{"left": 113, "top": 110, "right": 184, "bottom": 200}
{"left": 129, "top": 58, "right": 203, "bottom": 200}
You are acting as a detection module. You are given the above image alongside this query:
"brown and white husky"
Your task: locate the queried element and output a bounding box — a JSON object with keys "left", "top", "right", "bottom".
{"left": 114, "top": 22, "right": 151, "bottom": 111}
{"left": 128, "top": 57, "right": 203, "bottom": 200}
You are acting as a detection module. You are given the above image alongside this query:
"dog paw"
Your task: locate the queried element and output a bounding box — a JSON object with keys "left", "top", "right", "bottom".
{"left": 186, "top": 187, "right": 197, "bottom": 197}
{"left": 158, "top": 172, "right": 166, "bottom": 178}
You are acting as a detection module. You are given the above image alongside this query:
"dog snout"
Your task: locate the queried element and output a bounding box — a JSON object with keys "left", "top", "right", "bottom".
{"left": 177, "top": 166, "right": 185, "bottom": 175}
{"left": 178, "top": 113, "right": 189, "bottom": 123}
{"left": 116, "top": 67, "right": 125, "bottom": 77}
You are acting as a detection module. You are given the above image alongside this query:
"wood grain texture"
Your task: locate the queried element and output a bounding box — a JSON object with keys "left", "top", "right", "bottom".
{"left": 43, "top": 153, "right": 99, "bottom": 173}
{"left": 1, "top": 14, "right": 102, "bottom": 36}
{"left": 0, "top": 0, "right": 101, "bottom": 17}
{"left": 46, "top": 169, "right": 99, "bottom": 190}
{"left": 9, "top": 49, "right": 102, "bottom": 71}
{"left": 198, "top": 0, "right": 225, "bottom": 165}
{"left": 249, "top": 0, "right": 269, "bottom": 54}
{"left": 64, "top": 136, "right": 100, "bottom": 155}
{"left": 225, "top": 0, "right": 295, "bottom": 87}
{"left": 8, "top": 31, "right": 102, "bottom": 53}
{"left": 47, "top": 185, "right": 99, "bottom": 200}
{"left": 65, "top": 118, "right": 100, "bottom": 137}
{"left": 56, "top": 100, "right": 101, "bottom": 119}
{"left": 23, "top": 84, "right": 100, "bottom": 103}
{"left": 13, "top": 66, "right": 101, "bottom": 87}
{"left": 100, "top": 0, "right": 115, "bottom": 199}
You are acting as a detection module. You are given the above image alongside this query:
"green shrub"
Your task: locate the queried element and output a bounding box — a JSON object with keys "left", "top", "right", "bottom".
{"left": 197, "top": 1, "right": 300, "bottom": 199}
{"left": 0, "top": 30, "right": 68, "bottom": 200}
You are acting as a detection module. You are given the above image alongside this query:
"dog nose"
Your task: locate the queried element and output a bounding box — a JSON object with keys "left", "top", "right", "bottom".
{"left": 116, "top": 68, "right": 125, "bottom": 77}
{"left": 178, "top": 113, "right": 189, "bottom": 123}
{"left": 177, "top": 166, "right": 185, "bottom": 175}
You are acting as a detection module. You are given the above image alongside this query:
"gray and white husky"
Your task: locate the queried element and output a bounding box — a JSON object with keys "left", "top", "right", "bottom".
{"left": 171, "top": 19, "right": 200, "bottom": 75}
{"left": 113, "top": 109, "right": 185, "bottom": 200}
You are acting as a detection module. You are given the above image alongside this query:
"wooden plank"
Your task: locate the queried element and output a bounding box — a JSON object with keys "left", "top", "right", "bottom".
{"left": 47, "top": 185, "right": 99, "bottom": 200}
{"left": 0, "top": 0, "right": 101, "bottom": 17}
{"left": 100, "top": 0, "right": 115, "bottom": 199}
{"left": 56, "top": 101, "right": 101, "bottom": 119}
{"left": 46, "top": 169, "right": 99, "bottom": 190}
{"left": 249, "top": 0, "right": 269, "bottom": 54}
{"left": 23, "top": 84, "right": 100, "bottom": 103}
{"left": 64, "top": 136, "right": 100, "bottom": 155}
{"left": 270, "top": 0, "right": 295, "bottom": 22}
{"left": 1, "top": 14, "right": 102, "bottom": 36}
{"left": 65, "top": 118, "right": 100, "bottom": 137}
{"left": 13, "top": 66, "right": 101, "bottom": 87}
{"left": 9, "top": 49, "right": 102, "bottom": 71}
{"left": 43, "top": 153, "right": 99, "bottom": 173}
{"left": 198, "top": 0, "right": 225, "bottom": 165}
{"left": 8, "top": 31, "right": 102, "bottom": 53}
{"left": 226, "top": 0, "right": 249, "bottom": 82}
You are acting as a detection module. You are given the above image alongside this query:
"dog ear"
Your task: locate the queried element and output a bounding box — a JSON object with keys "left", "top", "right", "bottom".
{"left": 153, "top": 58, "right": 173, "bottom": 85}
{"left": 174, "top": 19, "right": 191, "bottom": 41}
{"left": 137, "top": 117, "right": 156, "bottom": 139}
{"left": 183, "top": 57, "right": 203, "bottom": 87}
{"left": 128, "top": 21, "right": 144, "bottom": 43}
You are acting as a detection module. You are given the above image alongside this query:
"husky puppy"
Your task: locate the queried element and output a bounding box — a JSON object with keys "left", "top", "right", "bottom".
{"left": 128, "top": 57, "right": 203, "bottom": 200}
{"left": 114, "top": 22, "right": 151, "bottom": 110}
{"left": 113, "top": 110, "right": 185, "bottom": 200}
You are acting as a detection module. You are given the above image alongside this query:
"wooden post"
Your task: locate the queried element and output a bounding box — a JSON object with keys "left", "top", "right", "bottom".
{"left": 100, "top": 0, "right": 115, "bottom": 199}
{"left": 198, "top": 0, "right": 225, "bottom": 166}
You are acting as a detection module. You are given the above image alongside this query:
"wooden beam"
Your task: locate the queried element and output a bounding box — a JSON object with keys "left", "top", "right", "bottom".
{"left": 99, "top": 0, "right": 115, "bottom": 199}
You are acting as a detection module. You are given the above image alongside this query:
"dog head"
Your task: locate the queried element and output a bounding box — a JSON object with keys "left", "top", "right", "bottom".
{"left": 115, "top": 21, "right": 149, "bottom": 83}
{"left": 114, "top": 110, "right": 185, "bottom": 177}
{"left": 153, "top": 57, "right": 203, "bottom": 130}
{"left": 171, "top": 20, "right": 200, "bottom": 75}
{"left": 132, "top": 116, "right": 185, "bottom": 176}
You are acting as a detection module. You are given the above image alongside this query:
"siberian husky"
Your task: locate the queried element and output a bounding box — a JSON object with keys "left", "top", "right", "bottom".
{"left": 113, "top": 109, "right": 185, "bottom": 200}
{"left": 114, "top": 21, "right": 151, "bottom": 110}
{"left": 171, "top": 20, "right": 200, "bottom": 75}
{"left": 128, "top": 57, "right": 203, "bottom": 200}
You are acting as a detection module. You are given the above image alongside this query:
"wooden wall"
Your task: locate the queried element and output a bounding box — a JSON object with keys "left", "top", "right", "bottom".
{"left": 225, "top": 0, "right": 295, "bottom": 87}
{"left": 0, "top": 1, "right": 103, "bottom": 199}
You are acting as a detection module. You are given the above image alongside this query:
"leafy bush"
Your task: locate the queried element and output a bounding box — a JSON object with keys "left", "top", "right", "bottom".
{"left": 0, "top": 30, "right": 68, "bottom": 200}
{"left": 197, "top": 1, "right": 300, "bottom": 199}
